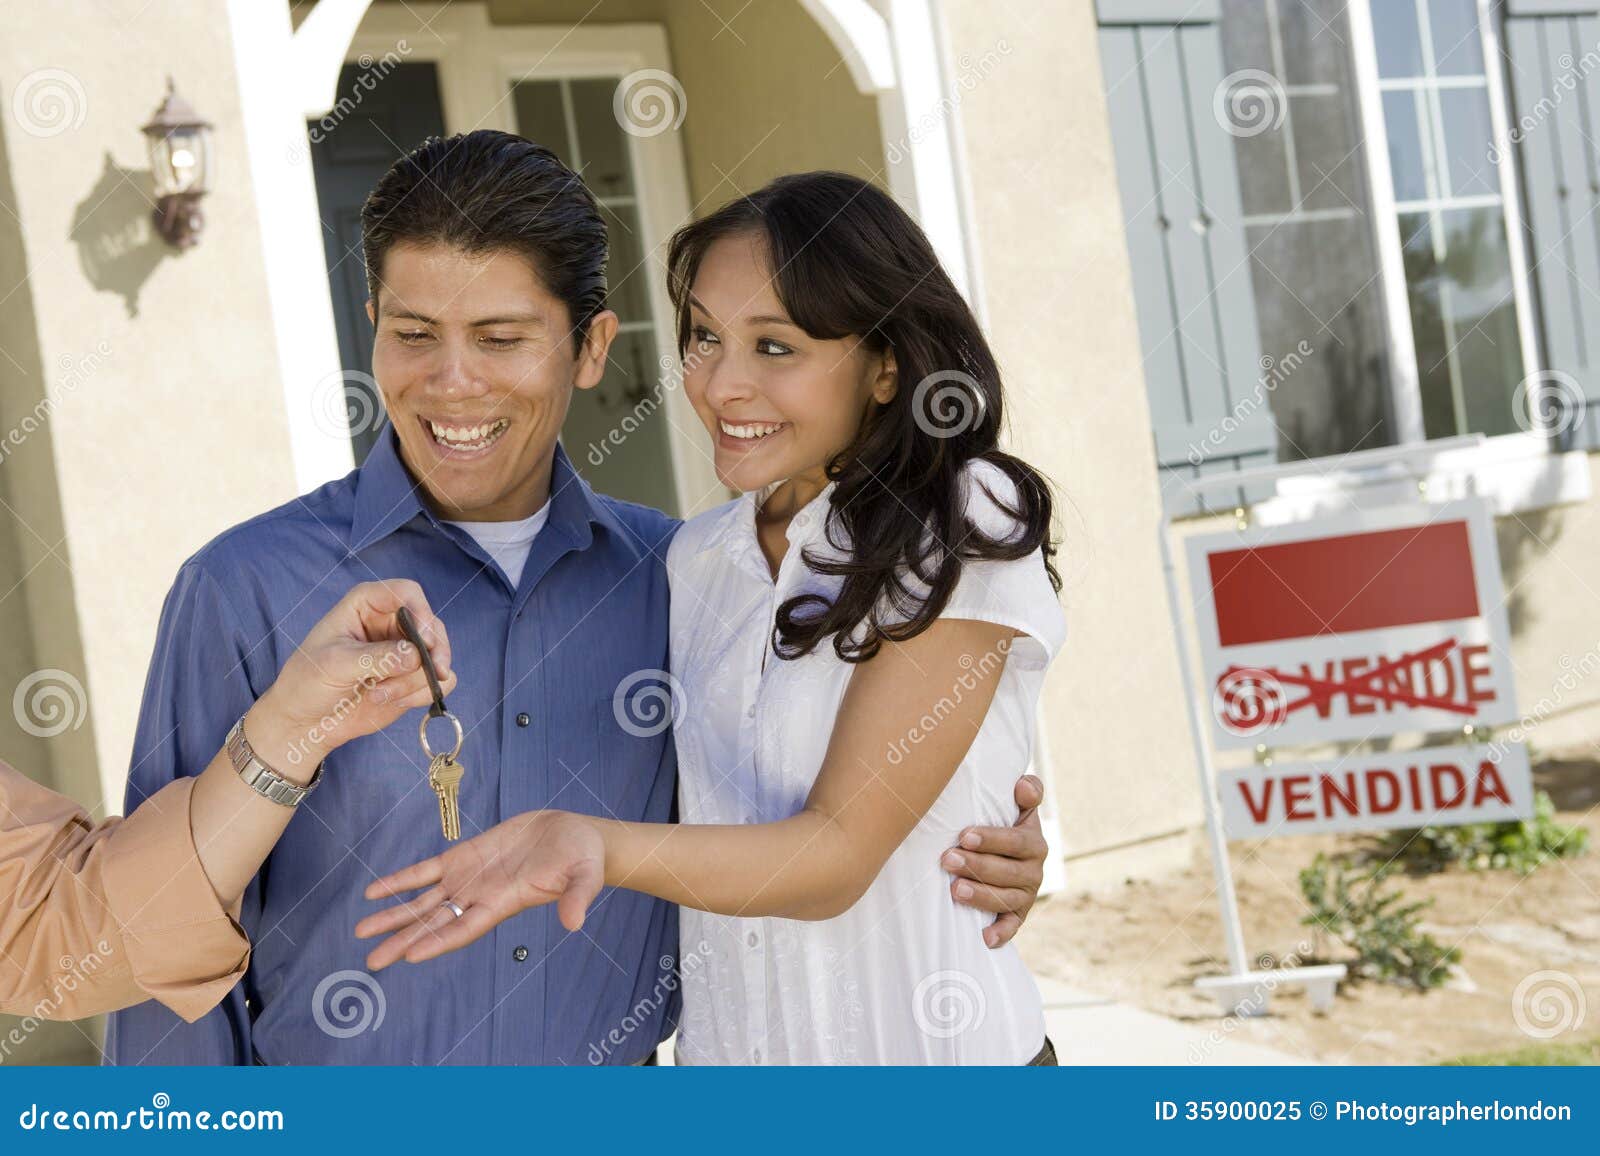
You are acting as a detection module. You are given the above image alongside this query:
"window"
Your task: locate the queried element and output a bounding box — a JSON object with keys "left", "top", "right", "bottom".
{"left": 1372, "top": 0, "right": 1529, "bottom": 439}
{"left": 511, "top": 77, "right": 681, "bottom": 512}
{"left": 1097, "top": 0, "right": 1593, "bottom": 515}
{"left": 1220, "top": 0, "right": 1397, "bottom": 461}
{"left": 1219, "top": 0, "right": 1534, "bottom": 454}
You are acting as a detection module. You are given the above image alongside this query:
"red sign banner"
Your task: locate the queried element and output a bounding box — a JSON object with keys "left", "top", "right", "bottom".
{"left": 1187, "top": 500, "right": 1519, "bottom": 749}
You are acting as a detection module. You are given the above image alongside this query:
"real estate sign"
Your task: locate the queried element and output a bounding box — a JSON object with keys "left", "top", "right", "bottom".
{"left": 1186, "top": 499, "right": 1520, "bottom": 750}
{"left": 1217, "top": 743, "right": 1533, "bottom": 838}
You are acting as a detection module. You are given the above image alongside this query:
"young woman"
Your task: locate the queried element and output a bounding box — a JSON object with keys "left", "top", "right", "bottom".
{"left": 357, "top": 172, "right": 1066, "bottom": 1065}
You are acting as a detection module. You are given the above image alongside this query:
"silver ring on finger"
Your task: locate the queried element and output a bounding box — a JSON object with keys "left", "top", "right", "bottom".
{"left": 440, "top": 900, "right": 464, "bottom": 919}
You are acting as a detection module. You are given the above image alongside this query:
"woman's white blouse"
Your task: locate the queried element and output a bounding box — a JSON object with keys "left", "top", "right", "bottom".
{"left": 665, "top": 458, "right": 1066, "bottom": 1064}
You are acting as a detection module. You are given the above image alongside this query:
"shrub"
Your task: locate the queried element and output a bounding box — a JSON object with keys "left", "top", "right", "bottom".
{"left": 1299, "top": 852, "right": 1460, "bottom": 989}
{"left": 1374, "top": 790, "right": 1589, "bottom": 875}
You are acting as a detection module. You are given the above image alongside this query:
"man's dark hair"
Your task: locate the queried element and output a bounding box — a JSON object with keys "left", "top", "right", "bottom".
{"left": 360, "top": 129, "right": 609, "bottom": 349}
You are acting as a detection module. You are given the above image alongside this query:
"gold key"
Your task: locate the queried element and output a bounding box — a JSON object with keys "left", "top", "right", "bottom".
{"left": 419, "top": 709, "right": 467, "bottom": 842}
{"left": 429, "top": 754, "right": 465, "bottom": 841}
{"left": 396, "top": 606, "right": 469, "bottom": 842}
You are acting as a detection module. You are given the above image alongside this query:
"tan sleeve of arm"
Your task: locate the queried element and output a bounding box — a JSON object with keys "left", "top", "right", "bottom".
{"left": 0, "top": 763, "right": 250, "bottom": 1023}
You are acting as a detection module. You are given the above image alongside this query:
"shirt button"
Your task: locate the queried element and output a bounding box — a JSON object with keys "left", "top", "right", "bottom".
{"left": 746, "top": 931, "right": 759, "bottom": 948}
{"left": 752, "top": 1047, "right": 762, "bottom": 1062}
{"left": 745, "top": 704, "right": 756, "bottom": 720}
{"left": 515, "top": 712, "right": 531, "bottom": 728}
{"left": 513, "top": 946, "right": 529, "bottom": 962}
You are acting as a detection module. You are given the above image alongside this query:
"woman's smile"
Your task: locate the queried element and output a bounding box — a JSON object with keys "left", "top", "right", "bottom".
{"left": 716, "top": 418, "right": 791, "bottom": 452}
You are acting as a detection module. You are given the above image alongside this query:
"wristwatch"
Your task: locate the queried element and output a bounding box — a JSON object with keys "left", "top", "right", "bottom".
{"left": 226, "top": 715, "right": 324, "bottom": 807}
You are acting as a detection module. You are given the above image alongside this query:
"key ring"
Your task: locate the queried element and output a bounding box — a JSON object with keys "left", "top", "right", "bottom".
{"left": 395, "top": 605, "right": 464, "bottom": 762}
{"left": 395, "top": 605, "right": 449, "bottom": 720}
{"left": 419, "top": 709, "right": 464, "bottom": 763}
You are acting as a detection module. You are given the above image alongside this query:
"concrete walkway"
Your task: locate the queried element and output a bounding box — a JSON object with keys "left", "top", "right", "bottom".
{"left": 1038, "top": 977, "right": 1318, "bottom": 1065}
{"left": 656, "top": 977, "right": 1317, "bottom": 1064}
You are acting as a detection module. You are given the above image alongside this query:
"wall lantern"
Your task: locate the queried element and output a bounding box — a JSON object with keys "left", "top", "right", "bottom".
{"left": 141, "top": 78, "right": 212, "bottom": 249}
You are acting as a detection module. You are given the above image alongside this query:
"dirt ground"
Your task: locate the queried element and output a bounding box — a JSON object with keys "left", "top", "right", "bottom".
{"left": 1017, "top": 751, "right": 1600, "bottom": 1064}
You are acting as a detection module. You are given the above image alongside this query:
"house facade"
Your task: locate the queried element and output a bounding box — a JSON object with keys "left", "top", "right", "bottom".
{"left": 2, "top": 0, "right": 1596, "bottom": 1062}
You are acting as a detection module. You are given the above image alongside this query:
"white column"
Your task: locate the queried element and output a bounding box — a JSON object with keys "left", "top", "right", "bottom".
{"left": 227, "top": 0, "right": 356, "bottom": 490}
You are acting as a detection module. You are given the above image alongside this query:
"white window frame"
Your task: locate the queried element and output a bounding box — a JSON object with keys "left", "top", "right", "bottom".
{"left": 346, "top": 2, "right": 724, "bottom": 516}
{"left": 1251, "top": 0, "right": 1590, "bottom": 520}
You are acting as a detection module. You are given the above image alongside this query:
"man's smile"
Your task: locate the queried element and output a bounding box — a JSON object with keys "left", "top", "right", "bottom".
{"left": 420, "top": 415, "right": 511, "bottom": 459}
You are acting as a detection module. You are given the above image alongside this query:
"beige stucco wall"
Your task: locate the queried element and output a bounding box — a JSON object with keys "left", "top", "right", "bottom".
{"left": 1, "top": 3, "right": 300, "bottom": 804}
{"left": 1495, "top": 455, "right": 1600, "bottom": 751}
{"left": 940, "top": 0, "right": 1208, "bottom": 879}
{"left": 0, "top": 1, "right": 301, "bottom": 1058}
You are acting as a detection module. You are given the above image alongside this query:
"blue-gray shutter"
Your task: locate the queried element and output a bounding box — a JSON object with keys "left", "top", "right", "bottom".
{"left": 1505, "top": 0, "right": 1600, "bottom": 448}
{"left": 1096, "top": 0, "right": 1277, "bottom": 516}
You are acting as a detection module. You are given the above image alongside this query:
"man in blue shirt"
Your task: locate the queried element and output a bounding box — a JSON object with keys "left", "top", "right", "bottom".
{"left": 105, "top": 130, "right": 1047, "bottom": 1066}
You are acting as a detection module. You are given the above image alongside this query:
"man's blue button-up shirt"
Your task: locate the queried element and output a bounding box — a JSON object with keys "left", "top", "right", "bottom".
{"left": 104, "top": 428, "right": 682, "bottom": 1065}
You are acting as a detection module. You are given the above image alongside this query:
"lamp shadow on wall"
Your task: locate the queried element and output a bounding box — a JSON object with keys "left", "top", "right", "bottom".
{"left": 70, "top": 151, "right": 166, "bottom": 319}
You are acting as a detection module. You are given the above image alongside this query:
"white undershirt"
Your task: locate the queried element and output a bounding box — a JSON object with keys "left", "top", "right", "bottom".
{"left": 444, "top": 498, "right": 551, "bottom": 589}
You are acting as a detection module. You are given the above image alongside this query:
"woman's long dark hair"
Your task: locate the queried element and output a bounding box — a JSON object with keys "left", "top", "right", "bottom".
{"left": 666, "top": 171, "right": 1061, "bottom": 663}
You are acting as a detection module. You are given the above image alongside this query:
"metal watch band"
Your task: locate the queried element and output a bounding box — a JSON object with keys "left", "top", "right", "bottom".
{"left": 226, "top": 716, "right": 323, "bottom": 807}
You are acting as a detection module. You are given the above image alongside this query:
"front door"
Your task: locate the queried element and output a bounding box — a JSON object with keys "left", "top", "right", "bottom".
{"left": 308, "top": 61, "right": 447, "bottom": 464}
